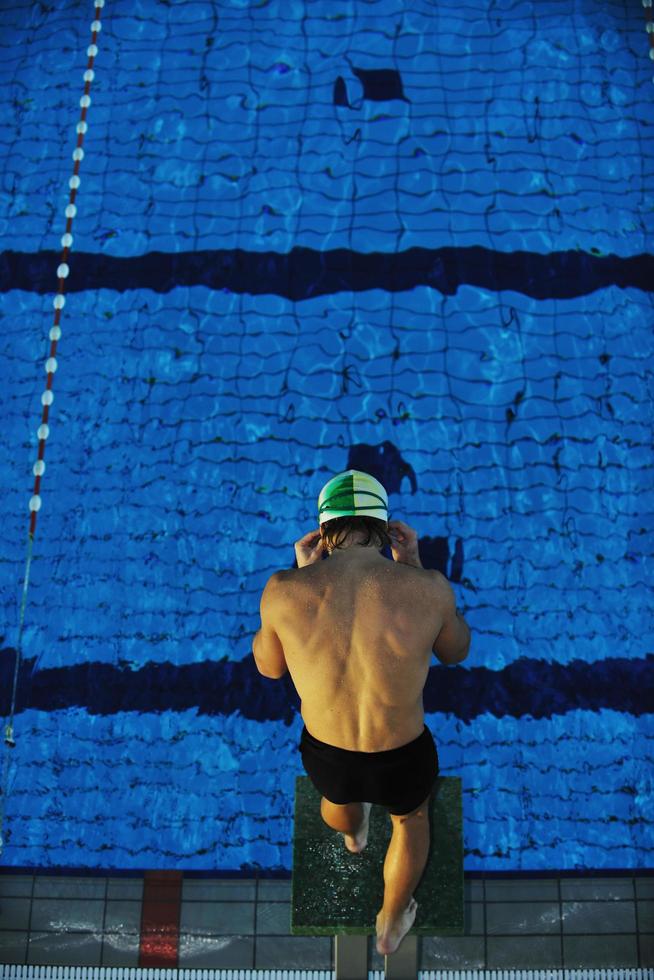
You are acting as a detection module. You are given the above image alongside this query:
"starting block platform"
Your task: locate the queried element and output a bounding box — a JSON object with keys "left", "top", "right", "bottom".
{"left": 291, "top": 774, "right": 463, "bottom": 979}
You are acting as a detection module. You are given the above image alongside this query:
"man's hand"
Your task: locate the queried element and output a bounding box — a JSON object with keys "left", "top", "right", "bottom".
{"left": 388, "top": 519, "right": 422, "bottom": 568}
{"left": 294, "top": 528, "right": 324, "bottom": 568}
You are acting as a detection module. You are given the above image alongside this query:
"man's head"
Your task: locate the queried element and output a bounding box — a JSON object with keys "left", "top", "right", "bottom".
{"left": 319, "top": 514, "right": 391, "bottom": 554}
{"left": 317, "top": 469, "right": 390, "bottom": 554}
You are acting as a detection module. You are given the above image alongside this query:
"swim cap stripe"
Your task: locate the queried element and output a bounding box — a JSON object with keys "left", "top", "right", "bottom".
{"left": 318, "top": 470, "right": 388, "bottom": 525}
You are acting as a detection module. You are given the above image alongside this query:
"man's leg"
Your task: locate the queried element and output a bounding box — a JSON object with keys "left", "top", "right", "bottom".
{"left": 376, "top": 793, "right": 431, "bottom": 955}
{"left": 320, "top": 798, "right": 363, "bottom": 834}
{"left": 321, "top": 797, "right": 372, "bottom": 852}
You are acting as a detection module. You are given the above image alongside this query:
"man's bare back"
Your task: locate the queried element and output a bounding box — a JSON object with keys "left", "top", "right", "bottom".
{"left": 258, "top": 521, "right": 470, "bottom": 753}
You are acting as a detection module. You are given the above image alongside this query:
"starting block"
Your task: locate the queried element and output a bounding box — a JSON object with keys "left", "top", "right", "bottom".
{"left": 291, "top": 774, "right": 463, "bottom": 980}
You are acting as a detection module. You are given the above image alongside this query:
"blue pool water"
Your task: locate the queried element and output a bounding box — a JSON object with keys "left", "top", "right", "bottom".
{"left": 0, "top": 0, "right": 653, "bottom": 872}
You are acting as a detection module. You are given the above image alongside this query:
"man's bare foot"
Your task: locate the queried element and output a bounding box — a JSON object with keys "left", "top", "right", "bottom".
{"left": 375, "top": 897, "right": 417, "bottom": 955}
{"left": 342, "top": 802, "right": 372, "bottom": 853}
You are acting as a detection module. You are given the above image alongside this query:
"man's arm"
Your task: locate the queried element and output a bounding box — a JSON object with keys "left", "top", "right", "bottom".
{"left": 430, "top": 570, "right": 470, "bottom": 665}
{"left": 388, "top": 519, "right": 470, "bottom": 663}
{"left": 252, "top": 572, "right": 288, "bottom": 679}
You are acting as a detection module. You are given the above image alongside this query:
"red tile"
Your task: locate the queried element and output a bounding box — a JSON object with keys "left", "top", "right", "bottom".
{"left": 138, "top": 871, "right": 183, "bottom": 967}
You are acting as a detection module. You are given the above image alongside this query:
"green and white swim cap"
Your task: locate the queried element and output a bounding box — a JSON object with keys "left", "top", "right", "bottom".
{"left": 318, "top": 469, "right": 388, "bottom": 525}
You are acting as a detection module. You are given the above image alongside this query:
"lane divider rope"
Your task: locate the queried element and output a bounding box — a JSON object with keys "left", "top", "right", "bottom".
{"left": 0, "top": 0, "right": 105, "bottom": 856}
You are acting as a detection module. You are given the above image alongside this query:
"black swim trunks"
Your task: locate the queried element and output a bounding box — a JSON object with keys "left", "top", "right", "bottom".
{"left": 299, "top": 724, "right": 439, "bottom": 816}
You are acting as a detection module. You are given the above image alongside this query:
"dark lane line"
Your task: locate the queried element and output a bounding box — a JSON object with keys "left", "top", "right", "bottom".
{"left": 1, "top": 649, "right": 651, "bottom": 722}
{"left": 1, "top": 246, "right": 652, "bottom": 299}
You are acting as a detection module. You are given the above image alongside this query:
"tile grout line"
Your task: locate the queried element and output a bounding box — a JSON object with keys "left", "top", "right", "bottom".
{"left": 558, "top": 876, "right": 564, "bottom": 970}
{"left": 633, "top": 875, "right": 642, "bottom": 968}
{"left": 25, "top": 873, "right": 35, "bottom": 965}
{"left": 100, "top": 874, "right": 108, "bottom": 966}
{"left": 177, "top": 871, "right": 184, "bottom": 965}
{"left": 253, "top": 870, "right": 259, "bottom": 970}
{"left": 482, "top": 872, "right": 488, "bottom": 968}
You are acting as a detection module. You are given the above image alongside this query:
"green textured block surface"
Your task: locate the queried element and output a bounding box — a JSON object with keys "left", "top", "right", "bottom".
{"left": 291, "top": 775, "right": 463, "bottom": 936}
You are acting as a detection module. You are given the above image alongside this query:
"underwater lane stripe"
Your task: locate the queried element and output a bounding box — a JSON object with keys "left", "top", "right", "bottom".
{"left": 0, "top": 246, "right": 652, "bottom": 299}
{"left": 1, "top": 651, "right": 652, "bottom": 720}
{"left": 138, "top": 870, "right": 183, "bottom": 967}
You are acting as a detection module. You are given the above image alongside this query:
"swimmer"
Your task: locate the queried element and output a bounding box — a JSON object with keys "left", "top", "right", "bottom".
{"left": 252, "top": 469, "right": 471, "bottom": 955}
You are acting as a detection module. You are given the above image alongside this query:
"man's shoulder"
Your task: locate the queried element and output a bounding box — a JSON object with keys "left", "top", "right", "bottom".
{"left": 266, "top": 566, "right": 308, "bottom": 593}
{"left": 261, "top": 570, "right": 290, "bottom": 602}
